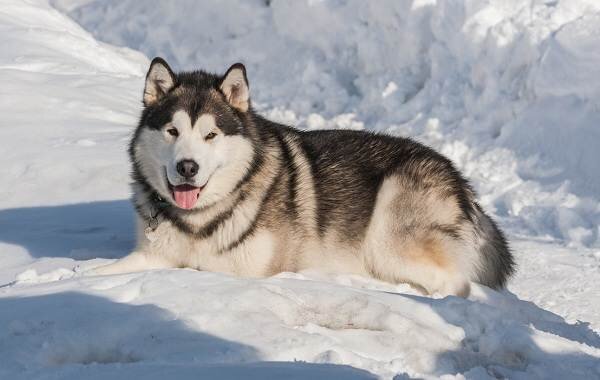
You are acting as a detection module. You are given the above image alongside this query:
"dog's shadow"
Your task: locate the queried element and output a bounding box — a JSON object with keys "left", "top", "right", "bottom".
{"left": 0, "top": 200, "right": 135, "bottom": 260}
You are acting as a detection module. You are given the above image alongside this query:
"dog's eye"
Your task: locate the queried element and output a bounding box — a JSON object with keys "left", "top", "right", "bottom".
{"left": 205, "top": 132, "right": 217, "bottom": 141}
{"left": 167, "top": 128, "right": 179, "bottom": 137}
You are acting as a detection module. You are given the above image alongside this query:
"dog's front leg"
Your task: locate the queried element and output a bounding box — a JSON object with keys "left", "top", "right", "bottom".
{"left": 91, "top": 252, "right": 174, "bottom": 275}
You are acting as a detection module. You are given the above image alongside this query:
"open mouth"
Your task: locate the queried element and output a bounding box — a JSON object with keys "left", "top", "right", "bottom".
{"left": 168, "top": 182, "right": 204, "bottom": 210}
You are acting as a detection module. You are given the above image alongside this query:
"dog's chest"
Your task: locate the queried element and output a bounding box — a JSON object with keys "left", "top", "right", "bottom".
{"left": 146, "top": 221, "right": 277, "bottom": 277}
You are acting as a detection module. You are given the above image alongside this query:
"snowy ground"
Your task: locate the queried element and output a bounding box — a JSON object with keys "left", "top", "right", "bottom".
{"left": 1, "top": 0, "right": 600, "bottom": 378}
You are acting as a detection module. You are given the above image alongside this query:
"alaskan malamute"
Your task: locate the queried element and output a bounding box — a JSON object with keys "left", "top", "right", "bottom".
{"left": 95, "top": 58, "right": 515, "bottom": 297}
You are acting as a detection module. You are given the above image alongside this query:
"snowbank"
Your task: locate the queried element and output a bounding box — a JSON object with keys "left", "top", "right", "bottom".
{"left": 0, "top": 0, "right": 147, "bottom": 210}
{"left": 0, "top": 0, "right": 145, "bottom": 280}
{"left": 56, "top": 0, "right": 600, "bottom": 247}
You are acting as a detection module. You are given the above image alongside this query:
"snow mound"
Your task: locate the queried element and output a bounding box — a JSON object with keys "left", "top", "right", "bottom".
{"left": 2, "top": 270, "right": 600, "bottom": 379}
{"left": 0, "top": 0, "right": 147, "bottom": 211}
{"left": 56, "top": 0, "right": 600, "bottom": 247}
{"left": 0, "top": 0, "right": 144, "bottom": 280}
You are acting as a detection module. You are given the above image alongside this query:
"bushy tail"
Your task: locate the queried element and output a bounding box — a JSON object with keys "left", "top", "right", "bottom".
{"left": 472, "top": 204, "right": 515, "bottom": 289}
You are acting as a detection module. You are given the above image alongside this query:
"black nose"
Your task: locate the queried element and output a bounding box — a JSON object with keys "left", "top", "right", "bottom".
{"left": 176, "top": 159, "right": 199, "bottom": 178}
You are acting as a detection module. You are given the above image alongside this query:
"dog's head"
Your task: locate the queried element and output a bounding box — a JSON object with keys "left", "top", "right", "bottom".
{"left": 131, "top": 57, "right": 256, "bottom": 210}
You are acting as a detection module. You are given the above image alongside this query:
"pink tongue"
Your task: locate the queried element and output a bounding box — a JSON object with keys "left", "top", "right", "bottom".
{"left": 172, "top": 184, "right": 201, "bottom": 209}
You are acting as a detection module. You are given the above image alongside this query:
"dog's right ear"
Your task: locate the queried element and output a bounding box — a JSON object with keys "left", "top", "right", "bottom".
{"left": 143, "top": 57, "right": 176, "bottom": 106}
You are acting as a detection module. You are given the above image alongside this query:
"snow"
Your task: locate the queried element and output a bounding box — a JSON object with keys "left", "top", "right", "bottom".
{"left": 1, "top": 0, "right": 600, "bottom": 378}
{"left": 3, "top": 270, "right": 600, "bottom": 379}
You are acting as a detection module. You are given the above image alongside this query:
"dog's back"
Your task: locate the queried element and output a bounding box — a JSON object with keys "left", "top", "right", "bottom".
{"left": 259, "top": 122, "right": 514, "bottom": 296}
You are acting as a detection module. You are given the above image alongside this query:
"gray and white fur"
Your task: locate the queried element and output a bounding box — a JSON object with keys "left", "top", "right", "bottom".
{"left": 94, "top": 58, "right": 515, "bottom": 297}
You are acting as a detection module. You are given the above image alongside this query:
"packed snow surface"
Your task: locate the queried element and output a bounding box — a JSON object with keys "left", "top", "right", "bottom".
{"left": 1, "top": 0, "right": 600, "bottom": 379}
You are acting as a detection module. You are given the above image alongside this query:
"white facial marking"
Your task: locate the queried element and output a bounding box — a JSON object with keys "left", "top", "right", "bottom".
{"left": 194, "top": 113, "right": 218, "bottom": 136}
{"left": 135, "top": 109, "right": 255, "bottom": 210}
{"left": 162, "top": 111, "right": 222, "bottom": 190}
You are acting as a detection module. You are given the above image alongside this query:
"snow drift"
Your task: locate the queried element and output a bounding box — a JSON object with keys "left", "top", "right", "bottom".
{"left": 3, "top": 270, "right": 600, "bottom": 379}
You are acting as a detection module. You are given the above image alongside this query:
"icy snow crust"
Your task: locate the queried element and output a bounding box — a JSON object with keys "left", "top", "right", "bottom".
{"left": 1, "top": 0, "right": 600, "bottom": 379}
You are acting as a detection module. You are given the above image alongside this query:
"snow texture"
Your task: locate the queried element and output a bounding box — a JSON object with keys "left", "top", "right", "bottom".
{"left": 1, "top": 0, "right": 600, "bottom": 379}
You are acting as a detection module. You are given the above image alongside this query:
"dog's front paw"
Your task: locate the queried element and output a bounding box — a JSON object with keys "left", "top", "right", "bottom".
{"left": 72, "top": 259, "right": 116, "bottom": 277}
{"left": 72, "top": 264, "right": 94, "bottom": 277}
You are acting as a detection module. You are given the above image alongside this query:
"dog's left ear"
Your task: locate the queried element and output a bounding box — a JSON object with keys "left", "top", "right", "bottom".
{"left": 220, "top": 63, "right": 249, "bottom": 112}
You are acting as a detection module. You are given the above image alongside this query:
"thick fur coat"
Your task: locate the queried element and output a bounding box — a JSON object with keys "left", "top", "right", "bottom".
{"left": 94, "top": 58, "right": 515, "bottom": 297}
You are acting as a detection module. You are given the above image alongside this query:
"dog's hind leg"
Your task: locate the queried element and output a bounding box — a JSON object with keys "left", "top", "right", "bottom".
{"left": 391, "top": 233, "right": 472, "bottom": 297}
{"left": 363, "top": 177, "right": 476, "bottom": 297}
{"left": 364, "top": 229, "right": 472, "bottom": 297}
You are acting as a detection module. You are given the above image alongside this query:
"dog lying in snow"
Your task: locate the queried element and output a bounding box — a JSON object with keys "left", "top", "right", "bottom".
{"left": 94, "top": 58, "right": 515, "bottom": 297}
